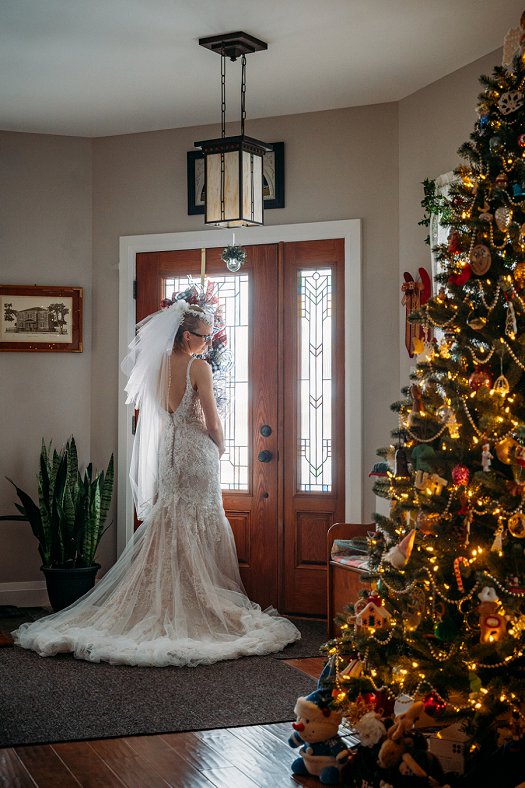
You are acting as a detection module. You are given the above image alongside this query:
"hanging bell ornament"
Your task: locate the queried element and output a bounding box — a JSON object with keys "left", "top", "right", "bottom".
{"left": 495, "top": 206, "right": 512, "bottom": 232}
{"left": 508, "top": 513, "right": 525, "bottom": 538}
{"left": 470, "top": 244, "right": 492, "bottom": 275}
{"left": 394, "top": 446, "right": 410, "bottom": 478}
{"left": 492, "top": 375, "right": 510, "bottom": 397}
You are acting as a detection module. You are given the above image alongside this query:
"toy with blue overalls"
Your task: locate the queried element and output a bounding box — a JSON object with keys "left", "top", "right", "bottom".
{"left": 288, "top": 659, "right": 351, "bottom": 784}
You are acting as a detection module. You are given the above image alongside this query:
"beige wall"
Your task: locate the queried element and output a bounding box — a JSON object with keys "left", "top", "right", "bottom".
{"left": 0, "top": 132, "right": 93, "bottom": 589}
{"left": 2, "top": 47, "right": 502, "bottom": 595}
{"left": 91, "top": 103, "right": 401, "bottom": 541}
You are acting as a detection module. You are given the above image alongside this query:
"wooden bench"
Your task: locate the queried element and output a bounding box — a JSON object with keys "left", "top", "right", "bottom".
{"left": 326, "top": 522, "right": 374, "bottom": 638}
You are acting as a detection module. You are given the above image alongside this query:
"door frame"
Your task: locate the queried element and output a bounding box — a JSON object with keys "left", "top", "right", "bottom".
{"left": 118, "top": 220, "right": 362, "bottom": 554}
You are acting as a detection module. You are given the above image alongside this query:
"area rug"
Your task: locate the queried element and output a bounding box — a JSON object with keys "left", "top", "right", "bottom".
{"left": 273, "top": 617, "right": 327, "bottom": 659}
{"left": 0, "top": 640, "right": 317, "bottom": 747}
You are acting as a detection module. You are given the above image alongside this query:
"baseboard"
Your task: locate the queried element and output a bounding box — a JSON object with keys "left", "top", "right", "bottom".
{"left": 0, "top": 581, "right": 49, "bottom": 607}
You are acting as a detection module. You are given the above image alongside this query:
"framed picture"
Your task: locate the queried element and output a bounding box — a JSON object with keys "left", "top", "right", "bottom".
{"left": 187, "top": 141, "right": 285, "bottom": 215}
{"left": 0, "top": 285, "right": 83, "bottom": 352}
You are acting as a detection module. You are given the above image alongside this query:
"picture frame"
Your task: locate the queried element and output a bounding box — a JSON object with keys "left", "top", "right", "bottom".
{"left": 0, "top": 285, "right": 83, "bottom": 352}
{"left": 187, "top": 141, "right": 285, "bottom": 215}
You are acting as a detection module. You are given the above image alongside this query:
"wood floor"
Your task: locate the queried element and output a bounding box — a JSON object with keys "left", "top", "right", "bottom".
{"left": 1, "top": 658, "right": 332, "bottom": 788}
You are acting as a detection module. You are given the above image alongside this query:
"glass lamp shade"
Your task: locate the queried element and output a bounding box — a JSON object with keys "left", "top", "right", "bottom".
{"left": 194, "top": 135, "right": 272, "bottom": 226}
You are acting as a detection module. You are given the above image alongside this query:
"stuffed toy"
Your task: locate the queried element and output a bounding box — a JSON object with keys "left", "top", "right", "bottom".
{"left": 397, "top": 748, "right": 450, "bottom": 787}
{"left": 388, "top": 701, "right": 425, "bottom": 740}
{"left": 289, "top": 659, "right": 352, "bottom": 784}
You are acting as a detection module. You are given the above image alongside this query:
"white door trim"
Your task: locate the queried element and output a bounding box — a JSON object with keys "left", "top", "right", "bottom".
{"left": 118, "top": 220, "right": 362, "bottom": 554}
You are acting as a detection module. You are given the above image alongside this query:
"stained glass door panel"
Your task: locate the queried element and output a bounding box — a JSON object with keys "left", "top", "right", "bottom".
{"left": 282, "top": 239, "right": 345, "bottom": 615}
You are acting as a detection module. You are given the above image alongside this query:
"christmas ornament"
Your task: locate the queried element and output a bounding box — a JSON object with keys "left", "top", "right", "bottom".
{"left": 479, "top": 210, "right": 493, "bottom": 222}
{"left": 452, "top": 465, "right": 470, "bottom": 485}
{"left": 448, "top": 263, "right": 472, "bottom": 286}
{"left": 495, "top": 206, "right": 512, "bottom": 232}
{"left": 394, "top": 446, "right": 410, "bottom": 478}
{"left": 393, "top": 693, "right": 415, "bottom": 717}
{"left": 403, "top": 587, "right": 426, "bottom": 631}
{"left": 415, "top": 510, "right": 440, "bottom": 535}
{"left": 514, "top": 261, "right": 525, "bottom": 289}
{"left": 355, "top": 598, "right": 392, "bottom": 631}
{"left": 368, "top": 461, "right": 389, "bottom": 477}
{"left": 423, "top": 691, "right": 447, "bottom": 716}
{"left": 508, "top": 512, "right": 525, "bottom": 538}
{"left": 482, "top": 442, "right": 493, "bottom": 472}
{"left": 511, "top": 182, "right": 525, "bottom": 198}
{"left": 477, "top": 103, "right": 490, "bottom": 128}
{"left": 340, "top": 658, "right": 364, "bottom": 679}
{"left": 469, "top": 367, "right": 493, "bottom": 390}
{"left": 518, "top": 133, "right": 525, "bottom": 147}
{"left": 489, "top": 135, "right": 504, "bottom": 152}
{"left": 467, "top": 310, "right": 487, "bottom": 330}
{"left": 478, "top": 587, "right": 507, "bottom": 643}
{"left": 491, "top": 524, "right": 504, "bottom": 553}
{"left": 495, "top": 172, "right": 509, "bottom": 189}
{"left": 492, "top": 375, "right": 510, "bottom": 397}
{"left": 447, "top": 231, "right": 462, "bottom": 254}
{"left": 453, "top": 556, "right": 469, "bottom": 593}
{"left": 515, "top": 445, "right": 525, "bottom": 467}
{"left": 469, "top": 244, "right": 492, "bottom": 275}
{"left": 414, "top": 471, "right": 448, "bottom": 495}
{"left": 383, "top": 529, "right": 416, "bottom": 569}
{"left": 401, "top": 271, "right": 429, "bottom": 358}
{"left": 411, "top": 444, "right": 435, "bottom": 471}
{"left": 438, "top": 406, "right": 460, "bottom": 438}
{"left": 407, "top": 383, "right": 424, "bottom": 427}
{"left": 506, "top": 301, "right": 518, "bottom": 337}
{"left": 495, "top": 436, "right": 519, "bottom": 464}
{"left": 498, "top": 90, "right": 524, "bottom": 115}
{"left": 221, "top": 244, "right": 246, "bottom": 273}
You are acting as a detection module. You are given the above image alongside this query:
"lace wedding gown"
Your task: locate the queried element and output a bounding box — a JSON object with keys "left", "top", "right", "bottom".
{"left": 14, "top": 358, "right": 300, "bottom": 666}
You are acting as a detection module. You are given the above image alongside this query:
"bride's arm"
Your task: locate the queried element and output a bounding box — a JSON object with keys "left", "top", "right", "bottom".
{"left": 193, "top": 360, "right": 225, "bottom": 456}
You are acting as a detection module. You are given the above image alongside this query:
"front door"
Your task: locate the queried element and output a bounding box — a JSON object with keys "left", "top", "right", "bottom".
{"left": 135, "top": 239, "right": 344, "bottom": 615}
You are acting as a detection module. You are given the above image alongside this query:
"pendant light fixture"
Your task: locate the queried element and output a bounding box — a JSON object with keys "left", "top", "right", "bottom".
{"left": 194, "top": 32, "right": 272, "bottom": 227}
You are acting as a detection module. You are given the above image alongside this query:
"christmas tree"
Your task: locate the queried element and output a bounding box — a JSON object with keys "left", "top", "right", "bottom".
{"left": 322, "top": 16, "right": 525, "bottom": 787}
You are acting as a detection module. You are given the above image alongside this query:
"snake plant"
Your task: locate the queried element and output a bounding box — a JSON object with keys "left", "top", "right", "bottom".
{"left": 0, "top": 437, "right": 113, "bottom": 567}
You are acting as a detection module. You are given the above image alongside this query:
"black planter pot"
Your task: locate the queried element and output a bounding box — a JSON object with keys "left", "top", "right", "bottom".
{"left": 41, "top": 564, "right": 101, "bottom": 612}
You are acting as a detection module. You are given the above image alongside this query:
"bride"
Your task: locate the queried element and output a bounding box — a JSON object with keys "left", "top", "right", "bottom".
{"left": 13, "top": 299, "right": 300, "bottom": 666}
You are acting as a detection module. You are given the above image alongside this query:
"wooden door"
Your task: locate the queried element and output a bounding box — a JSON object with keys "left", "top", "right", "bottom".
{"left": 135, "top": 238, "right": 345, "bottom": 616}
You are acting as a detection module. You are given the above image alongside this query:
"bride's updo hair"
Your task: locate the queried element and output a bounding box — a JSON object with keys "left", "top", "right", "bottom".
{"left": 173, "top": 304, "right": 212, "bottom": 351}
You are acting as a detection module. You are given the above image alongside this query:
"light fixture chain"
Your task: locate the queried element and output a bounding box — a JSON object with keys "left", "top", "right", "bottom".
{"left": 221, "top": 49, "right": 226, "bottom": 138}
{"left": 240, "top": 54, "right": 247, "bottom": 136}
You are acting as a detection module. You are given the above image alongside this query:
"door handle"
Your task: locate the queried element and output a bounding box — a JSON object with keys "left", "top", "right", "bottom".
{"left": 258, "top": 450, "right": 273, "bottom": 463}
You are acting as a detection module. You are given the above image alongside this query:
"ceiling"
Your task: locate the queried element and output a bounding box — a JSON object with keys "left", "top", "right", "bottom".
{"left": 1, "top": 0, "right": 523, "bottom": 138}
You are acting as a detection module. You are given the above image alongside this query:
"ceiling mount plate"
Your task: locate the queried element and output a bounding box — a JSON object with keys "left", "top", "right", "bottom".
{"left": 199, "top": 31, "right": 268, "bottom": 61}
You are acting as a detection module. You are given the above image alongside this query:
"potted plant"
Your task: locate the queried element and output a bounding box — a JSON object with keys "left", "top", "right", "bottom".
{"left": 0, "top": 437, "right": 114, "bottom": 611}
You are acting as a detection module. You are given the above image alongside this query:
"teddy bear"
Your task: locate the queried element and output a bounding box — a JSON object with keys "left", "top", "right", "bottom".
{"left": 289, "top": 659, "right": 352, "bottom": 785}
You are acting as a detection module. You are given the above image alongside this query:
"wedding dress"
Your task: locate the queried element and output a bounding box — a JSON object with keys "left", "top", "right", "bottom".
{"left": 13, "top": 356, "right": 300, "bottom": 666}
